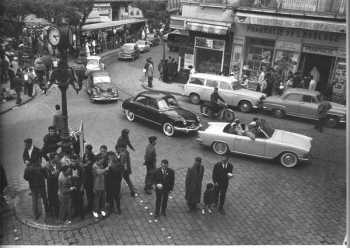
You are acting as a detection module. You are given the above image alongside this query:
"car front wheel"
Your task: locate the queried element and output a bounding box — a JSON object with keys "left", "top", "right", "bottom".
{"left": 212, "top": 141, "right": 229, "bottom": 155}
{"left": 162, "top": 122, "right": 175, "bottom": 137}
{"left": 189, "top": 93, "right": 200, "bottom": 105}
{"left": 125, "top": 110, "right": 135, "bottom": 122}
{"left": 239, "top": 100, "right": 252, "bottom": 113}
{"left": 279, "top": 152, "right": 298, "bottom": 168}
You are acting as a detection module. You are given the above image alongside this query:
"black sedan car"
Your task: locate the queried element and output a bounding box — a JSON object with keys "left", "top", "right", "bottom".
{"left": 121, "top": 91, "right": 201, "bottom": 136}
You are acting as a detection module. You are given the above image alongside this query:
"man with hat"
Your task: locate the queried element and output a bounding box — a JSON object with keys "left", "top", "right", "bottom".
{"left": 144, "top": 136, "right": 157, "bottom": 194}
{"left": 70, "top": 154, "right": 85, "bottom": 219}
{"left": 23, "top": 138, "right": 42, "bottom": 167}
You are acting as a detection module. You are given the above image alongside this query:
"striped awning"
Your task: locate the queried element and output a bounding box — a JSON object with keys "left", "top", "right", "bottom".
{"left": 186, "top": 22, "right": 229, "bottom": 35}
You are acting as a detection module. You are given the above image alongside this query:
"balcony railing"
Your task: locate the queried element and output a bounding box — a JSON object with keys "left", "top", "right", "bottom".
{"left": 239, "top": 0, "right": 345, "bottom": 16}
{"left": 180, "top": 0, "right": 228, "bottom": 7}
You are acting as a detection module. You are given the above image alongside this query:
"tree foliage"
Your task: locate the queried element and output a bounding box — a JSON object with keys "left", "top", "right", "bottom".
{"left": 0, "top": 0, "right": 94, "bottom": 37}
{"left": 134, "top": 0, "right": 170, "bottom": 29}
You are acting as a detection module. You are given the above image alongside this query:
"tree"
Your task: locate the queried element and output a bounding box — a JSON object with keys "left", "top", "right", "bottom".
{"left": 0, "top": 0, "right": 94, "bottom": 37}
{"left": 134, "top": 0, "right": 170, "bottom": 30}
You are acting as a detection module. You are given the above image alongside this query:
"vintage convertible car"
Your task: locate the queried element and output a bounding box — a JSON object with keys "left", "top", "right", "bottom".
{"left": 121, "top": 91, "right": 201, "bottom": 137}
{"left": 196, "top": 120, "right": 312, "bottom": 168}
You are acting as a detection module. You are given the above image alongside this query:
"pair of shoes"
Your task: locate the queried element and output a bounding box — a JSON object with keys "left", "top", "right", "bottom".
{"left": 92, "top": 211, "right": 99, "bottom": 218}
{"left": 100, "top": 211, "right": 107, "bottom": 217}
{"left": 218, "top": 209, "right": 225, "bottom": 215}
{"left": 64, "top": 220, "right": 71, "bottom": 225}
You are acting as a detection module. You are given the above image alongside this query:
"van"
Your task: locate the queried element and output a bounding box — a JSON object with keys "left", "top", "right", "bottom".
{"left": 183, "top": 73, "right": 265, "bottom": 113}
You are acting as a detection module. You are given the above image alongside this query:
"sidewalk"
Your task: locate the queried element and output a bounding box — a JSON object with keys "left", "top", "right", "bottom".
{"left": 141, "top": 77, "right": 185, "bottom": 96}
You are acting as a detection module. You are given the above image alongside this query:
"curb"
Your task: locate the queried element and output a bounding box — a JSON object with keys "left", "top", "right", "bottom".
{"left": 141, "top": 83, "right": 185, "bottom": 97}
{"left": 0, "top": 86, "right": 38, "bottom": 115}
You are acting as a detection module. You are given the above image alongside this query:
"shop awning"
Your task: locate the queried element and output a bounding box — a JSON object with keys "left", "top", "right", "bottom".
{"left": 234, "top": 12, "right": 346, "bottom": 33}
{"left": 82, "top": 18, "right": 146, "bottom": 32}
{"left": 186, "top": 19, "right": 231, "bottom": 35}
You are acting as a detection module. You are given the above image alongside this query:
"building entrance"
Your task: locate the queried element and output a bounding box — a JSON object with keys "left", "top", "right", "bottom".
{"left": 299, "top": 53, "right": 334, "bottom": 94}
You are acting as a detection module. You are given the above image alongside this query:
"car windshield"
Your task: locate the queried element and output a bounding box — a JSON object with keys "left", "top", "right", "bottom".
{"left": 157, "top": 96, "right": 179, "bottom": 110}
{"left": 122, "top": 44, "right": 134, "bottom": 50}
{"left": 94, "top": 76, "right": 111, "bottom": 84}
{"left": 94, "top": 82, "right": 113, "bottom": 90}
{"left": 258, "top": 119, "right": 275, "bottom": 138}
{"left": 87, "top": 59, "right": 99, "bottom": 66}
{"left": 137, "top": 40, "right": 146, "bottom": 45}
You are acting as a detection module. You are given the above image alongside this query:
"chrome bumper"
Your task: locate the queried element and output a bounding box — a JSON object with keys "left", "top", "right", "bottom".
{"left": 174, "top": 124, "right": 202, "bottom": 133}
{"left": 91, "top": 96, "right": 119, "bottom": 101}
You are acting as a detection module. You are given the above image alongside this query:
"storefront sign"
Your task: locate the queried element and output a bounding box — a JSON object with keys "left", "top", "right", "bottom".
{"left": 195, "top": 37, "right": 225, "bottom": 51}
{"left": 282, "top": 0, "right": 318, "bottom": 11}
{"left": 302, "top": 44, "right": 339, "bottom": 57}
{"left": 275, "top": 40, "right": 301, "bottom": 52}
{"left": 184, "top": 53, "right": 194, "bottom": 69}
{"left": 247, "top": 25, "right": 342, "bottom": 42}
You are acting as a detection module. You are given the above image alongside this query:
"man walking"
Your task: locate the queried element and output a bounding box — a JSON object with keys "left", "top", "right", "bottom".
{"left": 153, "top": 159, "right": 175, "bottom": 217}
{"left": 52, "top": 105, "right": 65, "bottom": 136}
{"left": 144, "top": 136, "right": 157, "bottom": 194}
{"left": 315, "top": 100, "right": 332, "bottom": 132}
{"left": 212, "top": 155, "right": 233, "bottom": 215}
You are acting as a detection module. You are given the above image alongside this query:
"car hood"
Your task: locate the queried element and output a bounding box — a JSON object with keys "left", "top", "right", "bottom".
{"left": 329, "top": 102, "right": 346, "bottom": 115}
{"left": 271, "top": 129, "right": 312, "bottom": 152}
{"left": 163, "top": 107, "right": 197, "bottom": 121}
{"left": 200, "top": 122, "right": 228, "bottom": 134}
{"left": 120, "top": 48, "right": 134, "bottom": 53}
{"left": 264, "top": 95, "right": 281, "bottom": 103}
{"left": 235, "top": 89, "right": 265, "bottom": 99}
{"left": 94, "top": 83, "right": 117, "bottom": 92}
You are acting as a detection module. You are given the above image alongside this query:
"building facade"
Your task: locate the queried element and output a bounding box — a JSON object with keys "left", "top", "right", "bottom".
{"left": 170, "top": 0, "right": 346, "bottom": 103}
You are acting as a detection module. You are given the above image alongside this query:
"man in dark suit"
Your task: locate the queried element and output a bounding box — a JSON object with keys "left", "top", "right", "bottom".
{"left": 23, "top": 138, "right": 42, "bottom": 167}
{"left": 153, "top": 159, "right": 175, "bottom": 217}
{"left": 212, "top": 155, "right": 233, "bottom": 215}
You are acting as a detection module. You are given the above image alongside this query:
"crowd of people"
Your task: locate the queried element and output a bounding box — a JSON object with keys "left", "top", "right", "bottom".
{"left": 20, "top": 104, "right": 236, "bottom": 223}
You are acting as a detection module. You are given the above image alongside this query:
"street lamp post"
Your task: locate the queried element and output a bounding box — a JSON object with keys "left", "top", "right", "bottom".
{"left": 161, "top": 33, "right": 166, "bottom": 82}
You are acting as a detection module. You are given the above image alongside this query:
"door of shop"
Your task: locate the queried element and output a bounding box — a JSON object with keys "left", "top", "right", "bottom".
{"left": 195, "top": 48, "right": 223, "bottom": 74}
{"left": 299, "top": 53, "right": 334, "bottom": 93}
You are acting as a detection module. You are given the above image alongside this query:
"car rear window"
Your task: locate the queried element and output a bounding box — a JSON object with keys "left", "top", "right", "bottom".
{"left": 189, "top": 77, "right": 204, "bottom": 85}
{"left": 285, "top": 93, "right": 302, "bottom": 101}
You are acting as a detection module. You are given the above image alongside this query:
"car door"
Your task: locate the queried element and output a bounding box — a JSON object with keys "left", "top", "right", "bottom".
{"left": 283, "top": 93, "right": 303, "bottom": 116}
{"left": 300, "top": 95, "right": 318, "bottom": 119}
{"left": 145, "top": 98, "right": 162, "bottom": 125}
{"left": 203, "top": 79, "right": 219, "bottom": 101}
{"left": 218, "top": 81, "right": 234, "bottom": 106}
{"left": 132, "top": 95, "right": 149, "bottom": 118}
{"left": 233, "top": 135, "right": 266, "bottom": 157}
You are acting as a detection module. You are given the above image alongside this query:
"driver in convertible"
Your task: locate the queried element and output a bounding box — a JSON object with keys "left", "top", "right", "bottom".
{"left": 210, "top": 87, "right": 226, "bottom": 114}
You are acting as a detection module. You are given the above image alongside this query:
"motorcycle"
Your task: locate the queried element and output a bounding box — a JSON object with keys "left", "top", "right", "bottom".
{"left": 200, "top": 102, "right": 235, "bottom": 122}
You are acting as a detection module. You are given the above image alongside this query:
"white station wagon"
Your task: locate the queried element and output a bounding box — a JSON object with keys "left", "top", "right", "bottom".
{"left": 184, "top": 73, "right": 265, "bottom": 113}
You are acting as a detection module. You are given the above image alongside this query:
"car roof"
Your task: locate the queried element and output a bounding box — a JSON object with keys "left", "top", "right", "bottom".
{"left": 189, "top": 73, "right": 235, "bottom": 82}
{"left": 137, "top": 91, "right": 173, "bottom": 99}
{"left": 123, "top": 43, "right": 136, "bottom": 46}
{"left": 87, "top": 56, "right": 101, "bottom": 60}
{"left": 91, "top": 71, "right": 110, "bottom": 77}
{"left": 284, "top": 88, "right": 320, "bottom": 96}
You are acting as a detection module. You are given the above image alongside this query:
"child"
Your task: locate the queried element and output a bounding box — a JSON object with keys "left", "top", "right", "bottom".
{"left": 202, "top": 183, "right": 216, "bottom": 215}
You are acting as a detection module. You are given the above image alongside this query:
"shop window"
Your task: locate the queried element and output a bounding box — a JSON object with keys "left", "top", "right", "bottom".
{"left": 219, "top": 81, "right": 232, "bottom": 90}
{"left": 206, "top": 80, "right": 218, "bottom": 88}
{"left": 189, "top": 77, "right": 204, "bottom": 85}
{"left": 285, "top": 93, "right": 302, "bottom": 102}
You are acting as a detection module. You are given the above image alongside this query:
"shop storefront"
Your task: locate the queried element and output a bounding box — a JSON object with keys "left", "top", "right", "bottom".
{"left": 231, "top": 13, "right": 346, "bottom": 102}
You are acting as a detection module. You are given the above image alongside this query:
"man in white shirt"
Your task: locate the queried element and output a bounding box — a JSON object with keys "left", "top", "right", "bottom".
{"left": 308, "top": 75, "right": 317, "bottom": 91}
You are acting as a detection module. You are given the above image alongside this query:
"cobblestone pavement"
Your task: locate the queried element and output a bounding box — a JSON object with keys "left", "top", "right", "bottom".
{"left": 0, "top": 46, "right": 346, "bottom": 245}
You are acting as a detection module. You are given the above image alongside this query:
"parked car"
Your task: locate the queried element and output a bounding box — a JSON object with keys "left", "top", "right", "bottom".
{"left": 196, "top": 119, "right": 312, "bottom": 168}
{"left": 85, "top": 56, "right": 104, "bottom": 75}
{"left": 118, "top": 43, "right": 140, "bottom": 60}
{"left": 184, "top": 73, "right": 266, "bottom": 113}
{"left": 146, "top": 33, "right": 160, "bottom": 47}
{"left": 136, "top": 40, "right": 151, "bottom": 53}
{"left": 121, "top": 91, "right": 201, "bottom": 137}
{"left": 86, "top": 71, "right": 119, "bottom": 102}
{"left": 262, "top": 88, "right": 346, "bottom": 127}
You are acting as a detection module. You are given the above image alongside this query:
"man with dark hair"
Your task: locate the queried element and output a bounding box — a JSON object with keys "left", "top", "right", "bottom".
{"left": 210, "top": 87, "right": 226, "bottom": 114}
{"left": 153, "top": 159, "right": 175, "bottom": 217}
{"left": 96, "top": 145, "right": 108, "bottom": 163}
{"left": 44, "top": 153, "right": 61, "bottom": 217}
{"left": 23, "top": 138, "right": 42, "bottom": 167}
{"left": 212, "top": 155, "right": 233, "bottom": 215}
{"left": 70, "top": 154, "right": 85, "bottom": 219}
{"left": 82, "top": 144, "right": 95, "bottom": 213}
{"left": 144, "top": 136, "right": 157, "bottom": 194}
{"left": 116, "top": 129, "right": 135, "bottom": 151}
{"left": 42, "top": 126, "right": 61, "bottom": 161}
